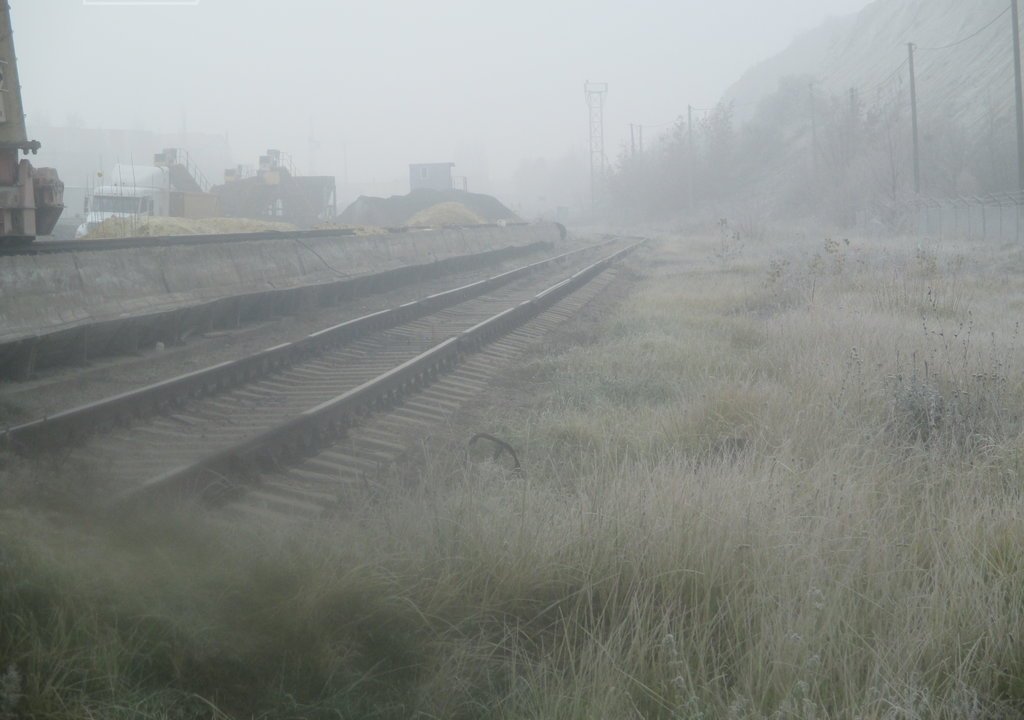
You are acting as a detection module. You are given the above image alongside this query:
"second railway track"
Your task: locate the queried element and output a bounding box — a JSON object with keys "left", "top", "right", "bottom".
{"left": 8, "top": 239, "right": 641, "bottom": 511}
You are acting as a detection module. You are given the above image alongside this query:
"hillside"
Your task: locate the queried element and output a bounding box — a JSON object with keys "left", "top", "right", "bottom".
{"left": 723, "top": 0, "right": 1016, "bottom": 130}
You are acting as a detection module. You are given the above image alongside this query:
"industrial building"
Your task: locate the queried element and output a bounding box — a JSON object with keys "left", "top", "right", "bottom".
{"left": 409, "top": 162, "right": 455, "bottom": 192}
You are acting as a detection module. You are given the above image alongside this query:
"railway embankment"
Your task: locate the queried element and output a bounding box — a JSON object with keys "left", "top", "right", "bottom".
{"left": 0, "top": 223, "right": 563, "bottom": 378}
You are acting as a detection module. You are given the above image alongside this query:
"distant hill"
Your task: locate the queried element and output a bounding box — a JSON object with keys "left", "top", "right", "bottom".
{"left": 722, "top": 0, "right": 1016, "bottom": 130}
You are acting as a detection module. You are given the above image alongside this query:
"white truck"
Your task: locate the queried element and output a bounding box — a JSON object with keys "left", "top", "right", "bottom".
{"left": 76, "top": 164, "right": 169, "bottom": 238}
{"left": 75, "top": 150, "right": 218, "bottom": 238}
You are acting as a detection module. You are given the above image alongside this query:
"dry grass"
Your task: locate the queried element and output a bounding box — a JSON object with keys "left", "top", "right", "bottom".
{"left": 2, "top": 230, "right": 1024, "bottom": 717}
{"left": 83, "top": 216, "right": 297, "bottom": 239}
{"left": 406, "top": 202, "right": 486, "bottom": 227}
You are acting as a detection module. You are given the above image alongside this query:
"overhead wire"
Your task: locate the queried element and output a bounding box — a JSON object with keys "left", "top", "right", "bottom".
{"left": 916, "top": 7, "right": 1009, "bottom": 51}
{"left": 636, "top": 118, "right": 681, "bottom": 129}
{"left": 904, "top": 9, "right": 1013, "bottom": 126}
{"left": 650, "top": 5, "right": 1014, "bottom": 160}
{"left": 859, "top": 58, "right": 910, "bottom": 96}
{"left": 803, "top": 7, "right": 1008, "bottom": 112}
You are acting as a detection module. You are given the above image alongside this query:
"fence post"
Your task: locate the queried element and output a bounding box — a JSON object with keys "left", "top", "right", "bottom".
{"left": 1011, "top": 198, "right": 1019, "bottom": 243}
{"left": 999, "top": 197, "right": 1004, "bottom": 241}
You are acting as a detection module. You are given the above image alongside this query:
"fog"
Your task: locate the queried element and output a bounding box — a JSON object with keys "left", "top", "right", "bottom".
{"left": 13, "top": 2, "right": 1024, "bottom": 716}
{"left": 15, "top": 0, "right": 867, "bottom": 211}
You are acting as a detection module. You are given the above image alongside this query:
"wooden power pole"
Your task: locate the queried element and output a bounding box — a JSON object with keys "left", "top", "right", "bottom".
{"left": 687, "top": 105, "right": 695, "bottom": 209}
{"left": 809, "top": 84, "right": 818, "bottom": 181}
{"left": 908, "top": 42, "right": 921, "bottom": 194}
{"left": 1012, "top": 0, "right": 1024, "bottom": 192}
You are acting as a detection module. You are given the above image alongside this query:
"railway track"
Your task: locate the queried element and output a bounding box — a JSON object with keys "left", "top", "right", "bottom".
{"left": 0, "top": 235, "right": 558, "bottom": 379}
{"left": 3, "top": 241, "right": 606, "bottom": 449}
{"left": 226, "top": 264, "right": 624, "bottom": 521}
{"left": 8, "top": 240, "right": 640, "bottom": 512}
{"left": 0, "top": 238, "right": 584, "bottom": 418}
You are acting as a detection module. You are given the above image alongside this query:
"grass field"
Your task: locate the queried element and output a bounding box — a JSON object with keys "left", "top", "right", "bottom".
{"left": 2, "top": 230, "right": 1023, "bottom": 718}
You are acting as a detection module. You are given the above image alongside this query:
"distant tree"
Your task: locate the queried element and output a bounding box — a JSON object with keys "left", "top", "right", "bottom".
{"left": 603, "top": 67, "right": 1004, "bottom": 228}
{"left": 971, "top": 99, "right": 1016, "bottom": 194}
{"left": 698, "top": 102, "right": 736, "bottom": 201}
{"left": 920, "top": 112, "right": 972, "bottom": 196}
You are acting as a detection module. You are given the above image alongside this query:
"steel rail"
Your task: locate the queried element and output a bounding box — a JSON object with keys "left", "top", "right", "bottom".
{"left": 112, "top": 242, "right": 640, "bottom": 508}
{"left": 0, "top": 238, "right": 554, "bottom": 379}
{"left": 2, "top": 242, "right": 610, "bottom": 452}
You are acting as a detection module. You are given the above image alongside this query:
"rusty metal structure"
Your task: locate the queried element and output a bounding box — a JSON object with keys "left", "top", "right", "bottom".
{"left": 0, "top": 2, "right": 63, "bottom": 242}
{"left": 214, "top": 149, "right": 336, "bottom": 227}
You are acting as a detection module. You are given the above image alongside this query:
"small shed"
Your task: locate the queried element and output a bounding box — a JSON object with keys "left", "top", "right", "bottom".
{"left": 409, "top": 162, "right": 455, "bottom": 192}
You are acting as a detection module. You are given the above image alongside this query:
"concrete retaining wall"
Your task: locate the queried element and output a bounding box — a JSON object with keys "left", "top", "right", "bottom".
{"left": 0, "top": 224, "right": 562, "bottom": 346}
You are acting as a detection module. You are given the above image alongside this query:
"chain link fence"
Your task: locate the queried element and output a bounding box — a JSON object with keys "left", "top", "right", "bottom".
{"left": 916, "top": 194, "right": 1024, "bottom": 242}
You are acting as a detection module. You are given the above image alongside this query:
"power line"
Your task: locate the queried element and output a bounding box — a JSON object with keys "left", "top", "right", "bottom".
{"left": 724, "top": 97, "right": 762, "bottom": 109}
{"left": 690, "top": 97, "right": 761, "bottom": 113}
{"left": 805, "top": 8, "right": 1010, "bottom": 109}
{"left": 917, "top": 7, "right": 1009, "bottom": 51}
{"left": 812, "top": 36, "right": 907, "bottom": 89}
{"left": 860, "top": 58, "right": 910, "bottom": 96}
{"left": 635, "top": 118, "right": 680, "bottom": 130}
{"left": 622, "top": 3, "right": 1024, "bottom": 209}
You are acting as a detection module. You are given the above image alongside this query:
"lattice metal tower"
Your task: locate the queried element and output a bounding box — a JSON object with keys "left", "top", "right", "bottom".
{"left": 584, "top": 81, "right": 608, "bottom": 211}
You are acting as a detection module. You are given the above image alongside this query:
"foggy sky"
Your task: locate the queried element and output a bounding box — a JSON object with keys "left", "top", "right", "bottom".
{"left": 15, "top": 0, "right": 869, "bottom": 200}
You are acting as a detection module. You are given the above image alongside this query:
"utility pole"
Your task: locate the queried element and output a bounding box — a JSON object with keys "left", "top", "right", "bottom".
{"left": 687, "top": 105, "right": 695, "bottom": 210}
{"left": 341, "top": 141, "right": 348, "bottom": 187}
{"left": 809, "top": 84, "right": 818, "bottom": 180}
{"left": 849, "top": 87, "right": 859, "bottom": 164}
{"left": 307, "top": 116, "right": 318, "bottom": 176}
{"left": 1012, "top": 0, "right": 1024, "bottom": 192}
{"left": 908, "top": 42, "right": 921, "bottom": 194}
{"left": 638, "top": 125, "right": 643, "bottom": 154}
{"left": 630, "top": 123, "right": 636, "bottom": 157}
{"left": 584, "top": 81, "right": 608, "bottom": 212}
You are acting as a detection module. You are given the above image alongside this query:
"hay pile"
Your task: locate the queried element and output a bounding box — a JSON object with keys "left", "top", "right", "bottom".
{"left": 405, "top": 202, "right": 485, "bottom": 227}
{"left": 83, "top": 216, "right": 297, "bottom": 240}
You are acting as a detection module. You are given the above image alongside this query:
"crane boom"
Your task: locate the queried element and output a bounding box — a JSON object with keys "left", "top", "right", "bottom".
{"left": 0, "top": 1, "right": 63, "bottom": 242}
